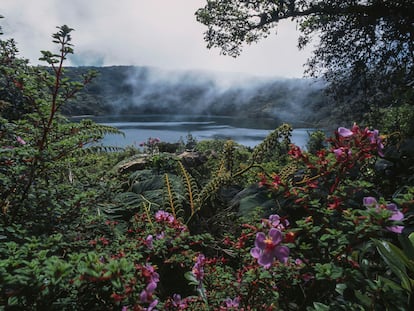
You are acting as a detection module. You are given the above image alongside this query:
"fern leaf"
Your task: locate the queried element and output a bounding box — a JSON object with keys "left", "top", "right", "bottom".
{"left": 195, "top": 172, "right": 232, "bottom": 212}
{"left": 177, "top": 161, "right": 198, "bottom": 216}
{"left": 251, "top": 123, "right": 292, "bottom": 163}
{"left": 164, "top": 173, "right": 177, "bottom": 218}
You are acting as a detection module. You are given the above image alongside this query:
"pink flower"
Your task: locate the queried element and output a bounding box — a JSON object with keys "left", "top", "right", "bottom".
{"left": 16, "top": 136, "right": 26, "bottom": 145}
{"left": 295, "top": 258, "right": 304, "bottom": 266}
{"left": 266, "top": 214, "right": 289, "bottom": 230}
{"left": 172, "top": 294, "right": 187, "bottom": 309}
{"left": 338, "top": 127, "right": 354, "bottom": 137}
{"left": 333, "top": 147, "right": 351, "bottom": 160}
{"left": 367, "top": 129, "right": 384, "bottom": 157}
{"left": 363, "top": 197, "right": 404, "bottom": 233}
{"left": 144, "top": 299, "right": 158, "bottom": 311}
{"left": 250, "top": 228, "right": 290, "bottom": 269}
{"left": 362, "top": 196, "right": 378, "bottom": 207}
{"left": 385, "top": 203, "right": 404, "bottom": 233}
{"left": 192, "top": 254, "right": 205, "bottom": 285}
{"left": 140, "top": 264, "right": 159, "bottom": 303}
{"left": 145, "top": 235, "right": 153, "bottom": 249}
{"left": 224, "top": 297, "right": 240, "bottom": 308}
{"left": 156, "top": 231, "right": 165, "bottom": 240}
{"left": 155, "top": 210, "right": 175, "bottom": 223}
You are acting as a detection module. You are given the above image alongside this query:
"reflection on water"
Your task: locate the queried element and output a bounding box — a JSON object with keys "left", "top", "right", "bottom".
{"left": 72, "top": 114, "right": 314, "bottom": 148}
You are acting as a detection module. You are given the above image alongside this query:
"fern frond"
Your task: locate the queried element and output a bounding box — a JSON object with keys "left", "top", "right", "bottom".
{"left": 164, "top": 173, "right": 176, "bottom": 218}
{"left": 194, "top": 172, "right": 232, "bottom": 213}
{"left": 251, "top": 123, "right": 292, "bottom": 163}
{"left": 78, "top": 145, "right": 124, "bottom": 154}
{"left": 278, "top": 162, "right": 299, "bottom": 185}
{"left": 177, "top": 161, "right": 198, "bottom": 216}
{"left": 79, "top": 119, "right": 125, "bottom": 138}
{"left": 223, "top": 140, "right": 235, "bottom": 174}
{"left": 162, "top": 173, "right": 185, "bottom": 220}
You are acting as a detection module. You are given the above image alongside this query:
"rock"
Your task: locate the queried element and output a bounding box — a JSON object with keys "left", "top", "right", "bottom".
{"left": 177, "top": 151, "right": 206, "bottom": 167}
{"left": 117, "top": 156, "right": 149, "bottom": 174}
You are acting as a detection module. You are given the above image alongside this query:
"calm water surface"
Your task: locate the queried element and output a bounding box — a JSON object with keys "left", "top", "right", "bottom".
{"left": 75, "top": 114, "right": 314, "bottom": 148}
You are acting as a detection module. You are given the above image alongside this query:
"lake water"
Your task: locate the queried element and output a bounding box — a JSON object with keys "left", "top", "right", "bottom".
{"left": 74, "top": 114, "right": 314, "bottom": 148}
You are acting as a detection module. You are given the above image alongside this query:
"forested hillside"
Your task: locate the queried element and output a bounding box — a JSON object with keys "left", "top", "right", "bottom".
{"left": 63, "top": 66, "right": 330, "bottom": 125}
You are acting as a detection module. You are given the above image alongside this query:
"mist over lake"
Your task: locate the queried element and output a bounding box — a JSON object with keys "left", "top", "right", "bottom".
{"left": 67, "top": 67, "right": 327, "bottom": 149}
{"left": 75, "top": 114, "right": 315, "bottom": 148}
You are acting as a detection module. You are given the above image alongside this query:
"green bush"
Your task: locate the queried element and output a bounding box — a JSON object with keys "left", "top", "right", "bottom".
{"left": 1, "top": 22, "right": 414, "bottom": 310}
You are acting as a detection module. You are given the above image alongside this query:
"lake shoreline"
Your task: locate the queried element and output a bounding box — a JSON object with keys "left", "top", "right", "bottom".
{"left": 76, "top": 114, "right": 316, "bottom": 149}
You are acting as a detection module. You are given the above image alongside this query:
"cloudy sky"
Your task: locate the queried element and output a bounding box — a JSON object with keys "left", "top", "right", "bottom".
{"left": 1, "top": 0, "right": 312, "bottom": 78}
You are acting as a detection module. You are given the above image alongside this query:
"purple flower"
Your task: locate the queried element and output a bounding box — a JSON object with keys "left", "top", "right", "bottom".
{"left": 140, "top": 289, "right": 150, "bottom": 303}
{"left": 144, "top": 299, "right": 158, "bottom": 311}
{"left": 156, "top": 231, "right": 165, "bottom": 240}
{"left": 155, "top": 210, "right": 175, "bottom": 223}
{"left": 16, "top": 136, "right": 26, "bottom": 145}
{"left": 368, "top": 129, "right": 384, "bottom": 157}
{"left": 146, "top": 281, "right": 157, "bottom": 292}
{"left": 385, "top": 203, "right": 404, "bottom": 233}
{"left": 172, "top": 294, "right": 187, "bottom": 309}
{"left": 295, "top": 258, "right": 304, "bottom": 266}
{"left": 250, "top": 228, "right": 290, "bottom": 269}
{"left": 140, "top": 264, "right": 159, "bottom": 303}
{"left": 224, "top": 297, "right": 240, "bottom": 308}
{"left": 192, "top": 254, "right": 205, "bottom": 284}
{"left": 363, "top": 196, "right": 378, "bottom": 208}
{"left": 267, "top": 214, "right": 289, "bottom": 230}
{"left": 338, "top": 127, "right": 354, "bottom": 137}
{"left": 363, "top": 197, "right": 404, "bottom": 233}
{"left": 333, "top": 148, "right": 343, "bottom": 159}
{"left": 145, "top": 235, "right": 154, "bottom": 249}
{"left": 140, "top": 280, "right": 158, "bottom": 303}
{"left": 333, "top": 146, "right": 351, "bottom": 160}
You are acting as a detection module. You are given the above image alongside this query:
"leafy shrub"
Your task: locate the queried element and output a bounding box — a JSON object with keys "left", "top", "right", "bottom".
{"left": 1, "top": 21, "right": 414, "bottom": 310}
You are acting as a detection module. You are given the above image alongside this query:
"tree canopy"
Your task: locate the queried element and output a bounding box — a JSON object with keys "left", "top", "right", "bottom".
{"left": 196, "top": 0, "right": 414, "bottom": 123}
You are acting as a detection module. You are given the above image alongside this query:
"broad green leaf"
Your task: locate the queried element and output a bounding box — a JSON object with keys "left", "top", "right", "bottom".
{"left": 373, "top": 239, "right": 413, "bottom": 293}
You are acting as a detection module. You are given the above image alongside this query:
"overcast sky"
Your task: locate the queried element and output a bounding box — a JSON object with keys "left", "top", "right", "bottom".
{"left": 1, "top": 0, "right": 312, "bottom": 78}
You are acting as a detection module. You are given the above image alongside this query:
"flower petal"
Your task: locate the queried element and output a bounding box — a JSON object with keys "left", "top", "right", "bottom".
{"left": 390, "top": 210, "right": 404, "bottom": 222}
{"left": 363, "top": 197, "right": 378, "bottom": 208}
{"left": 250, "top": 247, "right": 261, "bottom": 259}
{"left": 338, "top": 127, "right": 353, "bottom": 137}
{"left": 258, "top": 250, "right": 274, "bottom": 268}
{"left": 268, "top": 228, "right": 283, "bottom": 245}
{"left": 386, "top": 225, "right": 404, "bottom": 234}
{"left": 255, "top": 232, "right": 266, "bottom": 249}
{"left": 269, "top": 214, "right": 280, "bottom": 224}
{"left": 274, "top": 245, "right": 290, "bottom": 263}
{"left": 386, "top": 203, "right": 398, "bottom": 212}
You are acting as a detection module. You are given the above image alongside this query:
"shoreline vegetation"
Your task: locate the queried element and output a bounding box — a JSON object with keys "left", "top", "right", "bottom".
{"left": 1, "top": 2, "right": 414, "bottom": 308}
{"left": 62, "top": 65, "right": 331, "bottom": 128}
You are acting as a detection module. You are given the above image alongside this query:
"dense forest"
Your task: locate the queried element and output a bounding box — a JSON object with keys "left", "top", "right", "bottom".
{"left": 1, "top": 1, "right": 414, "bottom": 310}
{"left": 63, "top": 66, "right": 330, "bottom": 126}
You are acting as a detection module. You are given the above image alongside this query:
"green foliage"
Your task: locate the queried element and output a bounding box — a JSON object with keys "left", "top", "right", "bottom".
{"left": 2, "top": 19, "right": 414, "bottom": 311}
{"left": 379, "top": 103, "right": 414, "bottom": 139}
{"left": 306, "top": 129, "right": 327, "bottom": 153}
{"left": 195, "top": 0, "right": 414, "bottom": 126}
{"left": 0, "top": 25, "right": 123, "bottom": 236}
{"left": 373, "top": 232, "right": 414, "bottom": 309}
